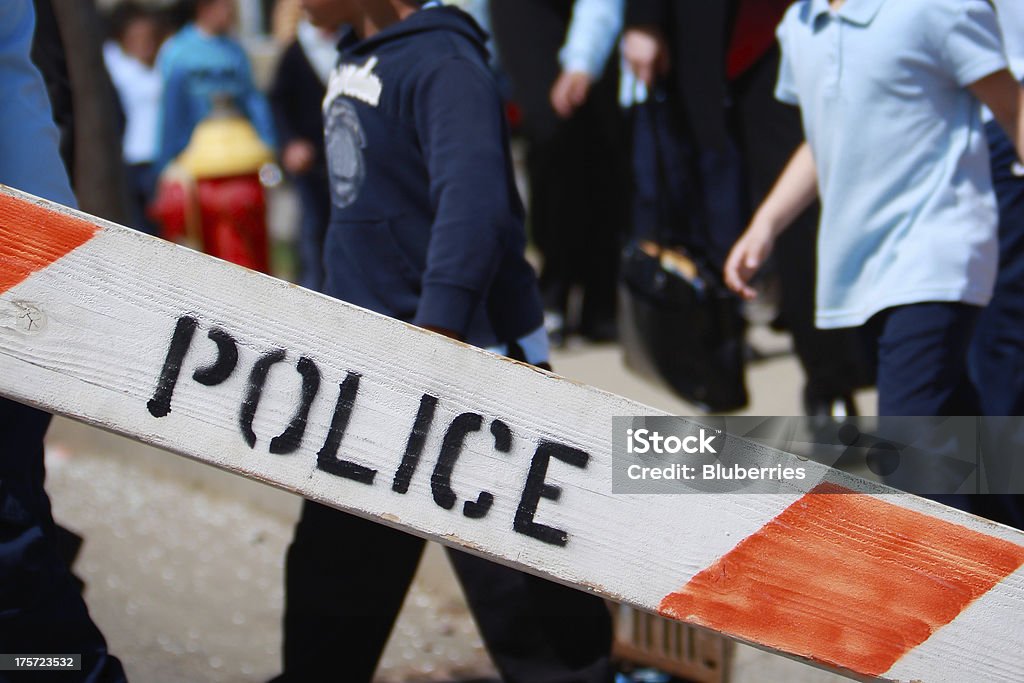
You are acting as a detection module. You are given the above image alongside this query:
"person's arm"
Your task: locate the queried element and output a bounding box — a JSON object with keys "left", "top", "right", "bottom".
{"left": 268, "top": 44, "right": 315, "bottom": 175}
{"left": 622, "top": 0, "right": 670, "bottom": 87}
{"left": 155, "top": 42, "right": 194, "bottom": 171}
{"left": 268, "top": 45, "right": 300, "bottom": 149}
{"left": 412, "top": 59, "right": 518, "bottom": 339}
{"left": 0, "top": 0, "right": 75, "bottom": 206}
{"left": 550, "top": 0, "right": 624, "bottom": 118}
{"left": 971, "top": 70, "right": 1024, "bottom": 161}
{"left": 941, "top": 1, "right": 1015, "bottom": 152}
{"left": 236, "top": 42, "right": 278, "bottom": 151}
{"left": 723, "top": 142, "right": 817, "bottom": 299}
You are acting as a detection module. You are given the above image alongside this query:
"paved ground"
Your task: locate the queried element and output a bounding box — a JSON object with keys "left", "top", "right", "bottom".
{"left": 42, "top": 323, "right": 875, "bottom": 683}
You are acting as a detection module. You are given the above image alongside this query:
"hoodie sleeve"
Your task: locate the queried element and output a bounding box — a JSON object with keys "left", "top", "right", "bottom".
{"left": 0, "top": 0, "right": 76, "bottom": 207}
{"left": 155, "top": 39, "right": 193, "bottom": 170}
{"left": 234, "top": 41, "right": 278, "bottom": 151}
{"left": 268, "top": 43, "right": 301, "bottom": 149}
{"left": 411, "top": 57, "right": 519, "bottom": 336}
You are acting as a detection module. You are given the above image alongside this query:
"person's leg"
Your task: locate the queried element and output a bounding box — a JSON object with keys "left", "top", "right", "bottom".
{"left": 774, "top": 209, "right": 869, "bottom": 413}
{"left": 448, "top": 550, "right": 614, "bottom": 683}
{"left": 530, "top": 123, "right": 581, "bottom": 326}
{"left": 293, "top": 170, "right": 330, "bottom": 292}
{"left": 0, "top": 398, "right": 127, "bottom": 683}
{"left": 277, "top": 500, "right": 424, "bottom": 683}
{"left": 964, "top": 121, "right": 1024, "bottom": 528}
{"left": 123, "top": 162, "right": 158, "bottom": 235}
{"left": 874, "top": 303, "right": 980, "bottom": 417}
{"left": 872, "top": 304, "right": 981, "bottom": 509}
{"left": 970, "top": 119, "right": 1024, "bottom": 416}
{"left": 577, "top": 59, "right": 628, "bottom": 342}
{"left": 490, "top": 0, "right": 581, "bottom": 342}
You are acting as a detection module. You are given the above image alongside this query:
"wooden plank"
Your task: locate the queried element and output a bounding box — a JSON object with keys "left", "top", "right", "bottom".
{"left": 1, "top": 185, "right": 1023, "bottom": 682}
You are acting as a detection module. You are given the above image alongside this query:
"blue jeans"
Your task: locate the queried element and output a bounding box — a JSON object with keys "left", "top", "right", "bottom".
{"left": 0, "top": 398, "right": 126, "bottom": 682}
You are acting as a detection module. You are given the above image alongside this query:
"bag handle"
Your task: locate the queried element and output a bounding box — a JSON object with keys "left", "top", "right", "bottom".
{"left": 640, "top": 88, "right": 734, "bottom": 291}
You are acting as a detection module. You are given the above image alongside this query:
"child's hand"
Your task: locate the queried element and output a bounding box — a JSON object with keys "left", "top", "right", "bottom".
{"left": 724, "top": 221, "right": 776, "bottom": 300}
{"left": 282, "top": 140, "right": 316, "bottom": 175}
{"left": 623, "top": 28, "right": 669, "bottom": 87}
{"left": 550, "top": 70, "right": 592, "bottom": 119}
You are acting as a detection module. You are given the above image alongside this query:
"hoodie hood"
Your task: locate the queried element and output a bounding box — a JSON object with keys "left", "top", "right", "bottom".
{"left": 339, "top": 6, "right": 489, "bottom": 62}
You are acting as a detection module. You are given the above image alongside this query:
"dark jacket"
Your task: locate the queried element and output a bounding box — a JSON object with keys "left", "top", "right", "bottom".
{"left": 269, "top": 40, "right": 326, "bottom": 168}
{"left": 323, "top": 6, "right": 542, "bottom": 346}
{"left": 627, "top": 0, "right": 733, "bottom": 150}
{"left": 626, "top": 0, "right": 789, "bottom": 151}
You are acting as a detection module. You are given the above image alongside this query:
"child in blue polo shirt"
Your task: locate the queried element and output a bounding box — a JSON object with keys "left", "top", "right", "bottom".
{"left": 725, "top": 0, "right": 1024, "bottom": 417}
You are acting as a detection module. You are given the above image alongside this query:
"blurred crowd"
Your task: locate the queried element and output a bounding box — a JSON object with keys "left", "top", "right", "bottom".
{"left": 3, "top": 0, "right": 1024, "bottom": 681}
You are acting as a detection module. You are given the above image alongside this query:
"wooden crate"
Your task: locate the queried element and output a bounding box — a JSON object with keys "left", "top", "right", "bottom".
{"left": 611, "top": 603, "right": 733, "bottom": 683}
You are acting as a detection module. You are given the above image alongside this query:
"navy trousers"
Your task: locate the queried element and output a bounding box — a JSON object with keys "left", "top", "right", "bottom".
{"left": 293, "top": 165, "right": 330, "bottom": 293}
{"left": 868, "top": 302, "right": 981, "bottom": 417}
{"left": 963, "top": 119, "right": 1024, "bottom": 528}
{"left": 970, "top": 120, "right": 1024, "bottom": 416}
{"left": 866, "top": 303, "right": 1024, "bottom": 529}
{"left": 0, "top": 398, "right": 126, "bottom": 683}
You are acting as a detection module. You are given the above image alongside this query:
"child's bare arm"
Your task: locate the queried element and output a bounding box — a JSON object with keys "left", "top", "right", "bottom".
{"left": 971, "top": 69, "right": 1024, "bottom": 161}
{"left": 724, "top": 142, "right": 818, "bottom": 299}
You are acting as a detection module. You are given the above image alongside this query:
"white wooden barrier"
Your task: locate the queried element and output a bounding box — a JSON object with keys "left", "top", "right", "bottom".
{"left": 1, "top": 185, "right": 1022, "bottom": 682}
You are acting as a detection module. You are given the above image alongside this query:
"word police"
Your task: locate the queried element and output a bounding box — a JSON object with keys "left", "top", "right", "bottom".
{"left": 626, "top": 427, "right": 718, "bottom": 455}
{"left": 147, "top": 315, "right": 588, "bottom": 547}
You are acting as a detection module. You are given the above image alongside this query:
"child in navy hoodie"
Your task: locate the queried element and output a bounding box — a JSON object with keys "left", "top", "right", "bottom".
{"left": 320, "top": 0, "right": 546, "bottom": 350}
{"left": 276, "top": 1, "right": 615, "bottom": 682}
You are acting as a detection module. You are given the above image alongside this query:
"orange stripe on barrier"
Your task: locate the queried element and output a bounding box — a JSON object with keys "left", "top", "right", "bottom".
{"left": 0, "top": 192, "right": 98, "bottom": 295}
{"left": 658, "top": 484, "right": 1024, "bottom": 677}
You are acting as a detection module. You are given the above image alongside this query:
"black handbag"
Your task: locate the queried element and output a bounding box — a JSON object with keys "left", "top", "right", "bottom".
{"left": 618, "top": 93, "right": 749, "bottom": 413}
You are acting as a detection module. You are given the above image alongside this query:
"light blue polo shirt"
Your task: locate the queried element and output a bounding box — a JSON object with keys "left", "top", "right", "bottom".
{"left": 776, "top": 0, "right": 1008, "bottom": 329}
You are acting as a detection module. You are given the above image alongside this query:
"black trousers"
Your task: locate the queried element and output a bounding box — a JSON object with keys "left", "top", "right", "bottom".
{"left": 490, "top": 0, "right": 628, "bottom": 331}
{"left": 0, "top": 399, "right": 126, "bottom": 683}
{"left": 277, "top": 500, "right": 614, "bottom": 683}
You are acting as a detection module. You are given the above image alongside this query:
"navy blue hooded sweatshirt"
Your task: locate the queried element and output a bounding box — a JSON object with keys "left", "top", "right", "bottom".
{"left": 322, "top": 5, "right": 543, "bottom": 347}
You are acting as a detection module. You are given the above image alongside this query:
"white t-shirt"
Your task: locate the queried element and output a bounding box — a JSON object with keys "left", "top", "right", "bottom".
{"left": 104, "top": 42, "right": 162, "bottom": 165}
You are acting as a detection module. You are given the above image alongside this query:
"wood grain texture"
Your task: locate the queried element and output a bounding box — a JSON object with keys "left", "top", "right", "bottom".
{"left": 658, "top": 483, "right": 1024, "bottom": 677}
{"left": 1, "top": 185, "right": 1022, "bottom": 682}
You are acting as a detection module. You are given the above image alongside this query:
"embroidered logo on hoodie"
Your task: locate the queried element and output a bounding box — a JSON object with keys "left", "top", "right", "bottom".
{"left": 325, "top": 98, "right": 367, "bottom": 208}
{"left": 324, "top": 56, "right": 383, "bottom": 109}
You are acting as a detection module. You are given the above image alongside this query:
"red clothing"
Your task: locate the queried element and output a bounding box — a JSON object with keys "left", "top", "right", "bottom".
{"left": 726, "top": 0, "right": 791, "bottom": 80}
{"left": 151, "top": 174, "right": 269, "bottom": 273}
